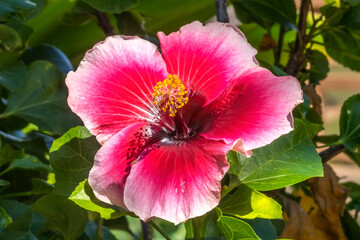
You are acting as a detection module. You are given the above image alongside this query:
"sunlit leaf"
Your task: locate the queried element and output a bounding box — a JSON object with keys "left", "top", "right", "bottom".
{"left": 220, "top": 184, "right": 282, "bottom": 219}
{"left": 50, "top": 126, "right": 100, "bottom": 196}
{"left": 69, "top": 180, "right": 127, "bottom": 219}
{"left": 216, "top": 208, "right": 260, "bottom": 240}
{"left": 228, "top": 119, "right": 323, "bottom": 191}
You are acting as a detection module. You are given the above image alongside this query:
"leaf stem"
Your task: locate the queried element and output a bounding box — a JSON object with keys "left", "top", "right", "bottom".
{"left": 215, "top": 0, "right": 229, "bottom": 23}
{"left": 141, "top": 220, "right": 152, "bottom": 240}
{"left": 0, "top": 191, "right": 34, "bottom": 199}
{"left": 149, "top": 220, "right": 171, "bottom": 240}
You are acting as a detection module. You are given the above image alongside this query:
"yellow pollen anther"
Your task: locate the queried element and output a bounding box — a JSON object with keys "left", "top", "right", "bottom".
{"left": 152, "top": 74, "right": 189, "bottom": 117}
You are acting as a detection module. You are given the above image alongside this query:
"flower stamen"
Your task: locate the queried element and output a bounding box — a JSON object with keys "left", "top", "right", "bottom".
{"left": 152, "top": 74, "right": 188, "bottom": 117}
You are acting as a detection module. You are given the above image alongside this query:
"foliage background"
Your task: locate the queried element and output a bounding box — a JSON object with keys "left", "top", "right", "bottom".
{"left": 0, "top": 0, "right": 360, "bottom": 239}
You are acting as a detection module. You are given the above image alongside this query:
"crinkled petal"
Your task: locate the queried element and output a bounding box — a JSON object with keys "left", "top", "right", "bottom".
{"left": 158, "top": 21, "right": 257, "bottom": 106}
{"left": 88, "top": 122, "right": 157, "bottom": 208}
{"left": 66, "top": 36, "right": 167, "bottom": 144}
{"left": 197, "top": 66, "right": 303, "bottom": 153}
{"left": 123, "top": 137, "right": 230, "bottom": 224}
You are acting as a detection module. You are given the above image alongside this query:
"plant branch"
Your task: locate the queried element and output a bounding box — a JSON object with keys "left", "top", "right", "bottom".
{"left": 285, "top": 0, "right": 310, "bottom": 76}
{"left": 93, "top": 10, "right": 114, "bottom": 36}
{"left": 215, "top": 0, "right": 229, "bottom": 23}
{"left": 141, "top": 220, "right": 152, "bottom": 240}
{"left": 320, "top": 144, "right": 346, "bottom": 164}
{"left": 149, "top": 221, "right": 171, "bottom": 240}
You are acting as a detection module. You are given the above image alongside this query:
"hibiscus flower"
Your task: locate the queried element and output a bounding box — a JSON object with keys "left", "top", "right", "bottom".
{"left": 66, "top": 21, "right": 302, "bottom": 224}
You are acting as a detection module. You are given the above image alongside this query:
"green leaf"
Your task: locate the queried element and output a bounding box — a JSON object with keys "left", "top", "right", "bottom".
{"left": 0, "top": 207, "right": 12, "bottom": 229}
{"left": 0, "top": 200, "right": 30, "bottom": 219}
{"left": 49, "top": 126, "right": 100, "bottom": 196}
{"left": 220, "top": 184, "right": 282, "bottom": 219}
{"left": 60, "top": 4, "right": 92, "bottom": 26}
{"left": 115, "top": 11, "right": 145, "bottom": 36}
{"left": 320, "top": 5, "right": 344, "bottom": 26}
{"left": 6, "top": 22, "right": 34, "bottom": 44}
{"left": 6, "top": 155, "right": 51, "bottom": 173}
{"left": 339, "top": 4, "right": 360, "bottom": 29}
{"left": 0, "top": 200, "right": 41, "bottom": 239}
{"left": 0, "top": 60, "right": 26, "bottom": 91}
{"left": 342, "top": 0, "right": 360, "bottom": 6}
{"left": 231, "top": 0, "right": 297, "bottom": 30}
{"left": 31, "top": 178, "right": 54, "bottom": 194}
{"left": 22, "top": 44, "right": 74, "bottom": 74}
{"left": 0, "top": 24, "right": 22, "bottom": 52}
{"left": 339, "top": 94, "right": 360, "bottom": 148}
{"left": 32, "top": 193, "right": 88, "bottom": 240}
{"left": 228, "top": 119, "right": 323, "bottom": 191}
{"left": 0, "top": 209, "right": 33, "bottom": 239}
{"left": 216, "top": 208, "right": 260, "bottom": 240}
{"left": 0, "top": 179, "right": 10, "bottom": 186}
{"left": 231, "top": 0, "right": 271, "bottom": 29}
{"left": 344, "top": 147, "right": 360, "bottom": 166}
{"left": 3, "top": 60, "right": 81, "bottom": 135}
{"left": 69, "top": 180, "right": 127, "bottom": 219}
{"left": 308, "top": 50, "right": 330, "bottom": 84}
{"left": 341, "top": 210, "right": 360, "bottom": 240}
{"left": 343, "top": 182, "right": 360, "bottom": 211}
{"left": 0, "top": 144, "right": 23, "bottom": 168}
{"left": 302, "top": 119, "right": 324, "bottom": 140}
{"left": 134, "top": 0, "right": 216, "bottom": 33}
{"left": 322, "top": 28, "right": 360, "bottom": 71}
{"left": 0, "top": 0, "right": 36, "bottom": 22}
{"left": 84, "top": 221, "right": 117, "bottom": 240}
{"left": 82, "top": 0, "right": 138, "bottom": 13}
{"left": 243, "top": 219, "right": 278, "bottom": 240}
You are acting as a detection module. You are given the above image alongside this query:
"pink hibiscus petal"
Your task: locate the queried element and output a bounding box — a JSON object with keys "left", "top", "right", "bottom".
{"left": 158, "top": 21, "right": 257, "bottom": 106}
{"left": 66, "top": 35, "right": 168, "bottom": 144}
{"left": 88, "top": 122, "right": 158, "bottom": 208}
{"left": 197, "top": 66, "right": 303, "bottom": 154}
{"left": 123, "top": 137, "right": 230, "bottom": 224}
